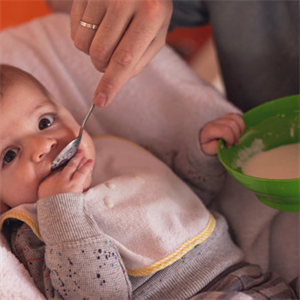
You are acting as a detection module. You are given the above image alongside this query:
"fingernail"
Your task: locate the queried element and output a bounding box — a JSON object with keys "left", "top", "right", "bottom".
{"left": 94, "top": 92, "right": 107, "bottom": 107}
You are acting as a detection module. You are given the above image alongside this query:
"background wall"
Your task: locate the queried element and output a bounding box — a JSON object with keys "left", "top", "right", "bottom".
{"left": 0, "top": 0, "right": 50, "bottom": 30}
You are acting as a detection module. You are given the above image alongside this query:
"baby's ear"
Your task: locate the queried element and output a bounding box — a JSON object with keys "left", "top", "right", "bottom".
{"left": 0, "top": 201, "right": 10, "bottom": 214}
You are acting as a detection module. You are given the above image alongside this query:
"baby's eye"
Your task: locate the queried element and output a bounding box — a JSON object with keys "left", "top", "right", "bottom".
{"left": 3, "top": 148, "right": 19, "bottom": 166}
{"left": 39, "top": 115, "right": 54, "bottom": 130}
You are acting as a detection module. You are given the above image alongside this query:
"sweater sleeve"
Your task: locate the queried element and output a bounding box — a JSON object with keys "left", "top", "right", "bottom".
{"left": 171, "top": 133, "right": 226, "bottom": 206}
{"left": 9, "top": 193, "right": 132, "bottom": 299}
{"left": 36, "top": 193, "right": 132, "bottom": 300}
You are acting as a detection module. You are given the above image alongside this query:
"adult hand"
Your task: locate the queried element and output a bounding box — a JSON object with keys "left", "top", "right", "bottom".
{"left": 70, "top": 0, "right": 173, "bottom": 106}
{"left": 45, "top": 0, "right": 73, "bottom": 13}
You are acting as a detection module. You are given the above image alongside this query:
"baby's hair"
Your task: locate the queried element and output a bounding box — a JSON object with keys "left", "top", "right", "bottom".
{"left": 0, "top": 64, "right": 49, "bottom": 97}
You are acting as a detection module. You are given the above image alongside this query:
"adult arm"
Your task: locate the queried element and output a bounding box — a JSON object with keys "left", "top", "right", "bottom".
{"left": 45, "top": 0, "right": 72, "bottom": 13}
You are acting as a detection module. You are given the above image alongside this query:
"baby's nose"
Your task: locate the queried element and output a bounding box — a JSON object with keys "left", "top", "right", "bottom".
{"left": 31, "top": 138, "right": 57, "bottom": 162}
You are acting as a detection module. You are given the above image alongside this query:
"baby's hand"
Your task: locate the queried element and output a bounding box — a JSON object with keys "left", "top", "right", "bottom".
{"left": 200, "top": 113, "right": 245, "bottom": 156}
{"left": 38, "top": 150, "right": 94, "bottom": 199}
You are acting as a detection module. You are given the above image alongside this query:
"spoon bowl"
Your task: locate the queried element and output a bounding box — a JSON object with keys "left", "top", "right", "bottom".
{"left": 51, "top": 103, "right": 95, "bottom": 171}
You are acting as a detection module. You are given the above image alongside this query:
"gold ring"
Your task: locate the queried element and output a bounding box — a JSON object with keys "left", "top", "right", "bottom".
{"left": 80, "top": 20, "right": 99, "bottom": 30}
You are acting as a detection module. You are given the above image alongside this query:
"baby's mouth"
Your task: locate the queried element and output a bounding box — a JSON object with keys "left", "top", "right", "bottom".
{"left": 50, "top": 140, "right": 80, "bottom": 171}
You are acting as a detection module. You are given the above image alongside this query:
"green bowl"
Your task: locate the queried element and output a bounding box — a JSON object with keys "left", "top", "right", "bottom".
{"left": 218, "top": 95, "right": 300, "bottom": 212}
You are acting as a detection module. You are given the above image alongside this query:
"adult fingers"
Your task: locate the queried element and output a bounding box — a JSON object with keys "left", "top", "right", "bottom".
{"left": 88, "top": 5, "right": 133, "bottom": 72}
{"left": 71, "top": 0, "right": 106, "bottom": 54}
{"left": 70, "top": 0, "right": 87, "bottom": 40}
{"left": 93, "top": 0, "right": 172, "bottom": 106}
{"left": 132, "top": 29, "right": 168, "bottom": 77}
{"left": 96, "top": 0, "right": 171, "bottom": 77}
{"left": 93, "top": 25, "right": 164, "bottom": 106}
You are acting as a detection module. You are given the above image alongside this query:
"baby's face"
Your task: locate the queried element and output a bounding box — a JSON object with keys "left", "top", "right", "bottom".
{"left": 0, "top": 78, "right": 95, "bottom": 212}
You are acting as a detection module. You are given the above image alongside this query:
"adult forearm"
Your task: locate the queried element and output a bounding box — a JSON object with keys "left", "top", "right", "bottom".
{"left": 45, "top": 0, "right": 72, "bottom": 13}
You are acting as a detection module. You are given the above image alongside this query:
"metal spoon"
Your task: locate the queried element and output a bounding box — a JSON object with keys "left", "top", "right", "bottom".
{"left": 51, "top": 103, "right": 95, "bottom": 171}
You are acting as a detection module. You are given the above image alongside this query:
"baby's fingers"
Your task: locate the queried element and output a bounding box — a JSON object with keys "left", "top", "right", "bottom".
{"left": 220, "top": 124, "right": 237, "bottom": 148}
{"left": 200, "top": 123, "right": 236, "bottom": 156}
{"left": 201, "top": 121, "right": 237, "bottom": 146}
{"left": 62, "top": 149, "right": 86, "bottom": 178}
{"left": 72, "top": 159, "right": 94, "bottom": 183}
{"left": 218, "top": 114, "right": 245, "bottom": 146}
{"left": 212, "top": 123, "right": 237, "bottom": 147}
{"left": 222, "top": 113, "right": 245, "bottom": 136}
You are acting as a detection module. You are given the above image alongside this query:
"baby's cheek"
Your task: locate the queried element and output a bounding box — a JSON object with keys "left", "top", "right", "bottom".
{"left": 0, "top": 202, "right": 10, "bottom": 214}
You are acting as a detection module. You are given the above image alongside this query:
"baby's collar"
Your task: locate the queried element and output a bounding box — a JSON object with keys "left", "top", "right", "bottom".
{"left": 0, "top": 203, "right": 42, "bottom": 240}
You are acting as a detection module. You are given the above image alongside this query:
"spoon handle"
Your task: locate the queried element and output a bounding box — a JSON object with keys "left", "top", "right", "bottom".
{"left": 79, "top": 103, "right": 95, "bottom": 136}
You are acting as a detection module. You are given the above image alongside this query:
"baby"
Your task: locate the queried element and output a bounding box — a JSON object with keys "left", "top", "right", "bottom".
{"left": 0, "top": 65, "right": 295, "bottom": 300}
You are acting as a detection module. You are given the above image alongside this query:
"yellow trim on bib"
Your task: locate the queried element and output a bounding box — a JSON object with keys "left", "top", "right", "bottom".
{"left": 127, "top": 213, "right": 216, "bottom": 277}
{"left": 0, "top": 210, "right": 42, "bottom": 241}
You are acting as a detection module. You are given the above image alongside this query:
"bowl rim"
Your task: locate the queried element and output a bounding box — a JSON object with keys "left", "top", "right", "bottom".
{"left": 217, "top": 94, "right": 300, "bottom": 183}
